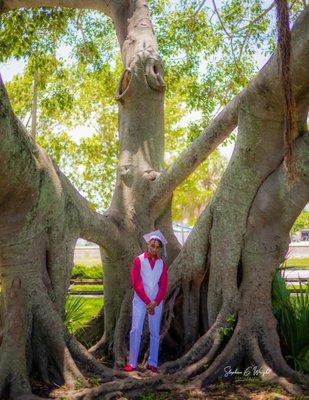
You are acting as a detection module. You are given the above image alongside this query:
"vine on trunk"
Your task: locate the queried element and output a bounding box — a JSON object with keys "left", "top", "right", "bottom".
{"left": 275, "top": 0, "right": 298, "bottom": 185}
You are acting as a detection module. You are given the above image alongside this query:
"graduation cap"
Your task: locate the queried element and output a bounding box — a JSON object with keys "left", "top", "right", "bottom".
{"left": 143, "top": 230, "right": 167, "bottom": 257}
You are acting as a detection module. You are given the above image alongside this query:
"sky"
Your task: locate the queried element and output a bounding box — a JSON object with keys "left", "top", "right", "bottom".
{"left": 1, "top": 58, "right": 25, "bottom": 82}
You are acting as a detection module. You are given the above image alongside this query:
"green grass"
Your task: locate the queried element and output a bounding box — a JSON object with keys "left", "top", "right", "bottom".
{"left": 69, "top": 284, "right": 103, "bottom": 292}
{"left": 78, "top": 297, "right": 103, "bottom": 326}
{"left": 287, "top": 281, "right": 309, "bottom": 292}
{"left": 272, "top": 270, "right": 309, "bottom": 373}
{"left": 284, "top": 258, "right": 309, "bottom": 268}
{"left": 71, "top": 264, "right": 103, "bottom": 279}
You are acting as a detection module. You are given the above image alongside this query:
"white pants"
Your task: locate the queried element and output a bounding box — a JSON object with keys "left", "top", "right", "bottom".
{"left": 129, "top": 295, "right": 163, "bottom": 368}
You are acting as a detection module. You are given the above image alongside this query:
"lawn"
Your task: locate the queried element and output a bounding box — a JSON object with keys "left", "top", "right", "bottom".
{"left": 284, "top": 258, "right": 309, "bottom": 268}
{"left": 287, "top": 284, "right": 309, "bottom": 293}
{"left": 69, "top": 284, "right": 103, "bottom": 292}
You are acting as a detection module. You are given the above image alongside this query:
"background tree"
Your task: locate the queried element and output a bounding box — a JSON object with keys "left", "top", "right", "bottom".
{"left": 291, "top": 209, "right": 309, "bottom": 235}
{"left": 3, "top": 0, "right": 294, "bottom": 219}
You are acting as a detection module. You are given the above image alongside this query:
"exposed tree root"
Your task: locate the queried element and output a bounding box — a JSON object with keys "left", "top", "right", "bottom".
{"left": 0, "top": 278, "right": 32, "bottom": 399}
{"left": 88, "top": 334, "right": 111, "bottom": 360}
{"left": 66, "top": 332, "right": 113, "bottom": 378}
{"left": 172, "top": 334, "right": 223, "bottom": 380}
{"left": 32, "top": 287, "right": 87, "bottom": 388}
{"left": 47, "top": 319, "right": 308, "bottom": 399}
{"left": 249, "top": 337, "right": 303, "bottom": 396}
{"left": 189, "top": 327, "right": 243, "bottom": 388}
{"left": 258, "top": 325, "right": 308, "bottom": 385}
{"left": 160, "top": 304, "right": 235, "bottom": 373}
{"left": 165, "top": 324, "right": 307, "bottom": 397}
{"left": 60, "top": 376, "right": 163, "bottom": 400}
{"left": 182, "top": 278, "right": 202, "bottom": 350}
{"left": 113, "top": 290, "right": 133, "bottom": 367}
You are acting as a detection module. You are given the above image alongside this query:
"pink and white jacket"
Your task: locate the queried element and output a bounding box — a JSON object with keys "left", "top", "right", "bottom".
{"left": 130, "top": 251, "right": 168, "bottom": 305}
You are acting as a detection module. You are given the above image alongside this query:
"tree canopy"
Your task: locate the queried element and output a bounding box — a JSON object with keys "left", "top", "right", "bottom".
{"left": 2, "top": 0, "right": 304, "bottom": 223}
{"left": 0, "top": 1, "right": 308, "bottom": 399}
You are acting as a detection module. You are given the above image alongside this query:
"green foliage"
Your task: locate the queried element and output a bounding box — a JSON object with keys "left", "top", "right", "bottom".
{"left": 172, "top": 150, "right": 226, "bottom": 224}
{"left": 272, "top": 269, "right": 309, "bottom": 373}
{"left": 234, "top": 376, "right": 283, "bottom": 392}
{"left": 71, "top": 264, "right": 103, "bottom": 279}
{"left": 234, "top": 376, "right": 264, "bottom": 389}
{"left": 175, "top": 377, "right": 189, "bottom": 384}
{"left": 63, "top": 295, "right": 88, "bottom": 333}
{"left": 64, "top": 295, "right": 103, "bottom": 334}
{"left": 88, "top": 377, "right": 103, "bottom": 387}
{"left": 219, "top": 313, "right": 236, "bottom": 339}
{"left": 74, "top": 377, "right": 85, "bottom": 390}
{"left": 0, "top": 8, "right": 75, "bottom": 60}
{"left": 213, "top": 377, "right": 228, "bottom": 391}
{"left": 1, "top": 1, "right": 304, "bottom": 218}
{"left": 291, "top": 210, "right": 309, "bottom": 236}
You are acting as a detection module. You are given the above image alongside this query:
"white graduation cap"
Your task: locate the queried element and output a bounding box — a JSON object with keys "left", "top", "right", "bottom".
{"left": 143, "top": 229, "right": 168, "bottom": 257}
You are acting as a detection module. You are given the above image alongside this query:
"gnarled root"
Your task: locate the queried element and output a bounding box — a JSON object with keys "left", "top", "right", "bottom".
{"left": 62, "top": 376, "right": 163, "bottom": 400}
{"left": 160, "top": 303, "right": 236, "bottom": 374}
{"left": 164, "top": 313, "right": 307, "bottom": 397}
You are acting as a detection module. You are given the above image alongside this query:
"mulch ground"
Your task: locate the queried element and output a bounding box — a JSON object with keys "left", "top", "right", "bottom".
{"left": 29, "top": 374, "right": 309, "bottom": 400}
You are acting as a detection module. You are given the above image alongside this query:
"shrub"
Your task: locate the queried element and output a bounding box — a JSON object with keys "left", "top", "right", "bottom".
{"left": 63, "top": 295, "right": 88, "bottom": 333}
{"left": 272, "top": 268, "right": 309, "bottom": 373}
{"left": 71, "top": 264, "right": 103, "bottom": 279}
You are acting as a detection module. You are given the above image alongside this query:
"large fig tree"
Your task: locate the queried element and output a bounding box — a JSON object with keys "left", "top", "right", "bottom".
{"left": 0, "top": 0, "right": 308, "bottom": 399}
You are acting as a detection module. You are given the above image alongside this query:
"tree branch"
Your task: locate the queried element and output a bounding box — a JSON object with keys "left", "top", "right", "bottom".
{"left": 55, "top": 165, "right": 121, "bottom": 252}
{"left": 1, "top": 0, "right": 113, "bottom": 14}
{"left": 244, "top": 130, "right": 309, "bottom": 253}
{"left": 150, "top": 7, "right": 309, "bottom": 210}
{"left": 235, "top": 2, "right": 275, "bottom": 34}
{"left": 194, "top": 0, "right": 207, "bottom": 15}
{"left": 0, "top": 73, "right": 120, "bottom": 252}
{"left": 167, "top": 204, "right": 213, "bottom": 290}
{"left": 211, "top": 0, "right": 232, "bottom": 38}
{"left": 150, "top": 95, "right": 240, "bottom": 210}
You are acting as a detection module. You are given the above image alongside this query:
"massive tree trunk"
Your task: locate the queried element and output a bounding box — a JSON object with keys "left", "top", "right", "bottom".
{"left": 0, "top": 1, "right": 308, "bottom": 399}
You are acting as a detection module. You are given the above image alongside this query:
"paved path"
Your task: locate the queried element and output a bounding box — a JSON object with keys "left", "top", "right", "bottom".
{"left": 281, "top": 269, "right": 309, "bottom": 280}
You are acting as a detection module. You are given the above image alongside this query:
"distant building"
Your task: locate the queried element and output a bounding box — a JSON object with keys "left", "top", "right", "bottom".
{"left": 172, "top": 223, "right": 192, "bottom": 245}
{"left": 300, "top": 229, "right": 309, "bottom": 241}
{"left": 292, "top": 228, "right": 309, "bottom": 242}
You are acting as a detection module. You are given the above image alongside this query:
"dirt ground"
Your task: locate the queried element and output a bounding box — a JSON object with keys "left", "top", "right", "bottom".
{"left": 29, "top": 374, "right": 309, "bottom": 400}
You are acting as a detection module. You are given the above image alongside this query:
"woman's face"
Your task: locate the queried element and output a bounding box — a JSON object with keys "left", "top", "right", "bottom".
{"left": 147, "top": 239, "right": 161, "bottom": 257}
